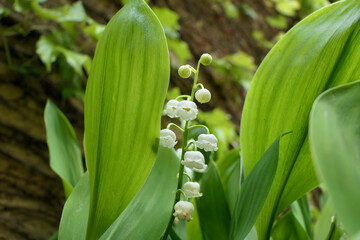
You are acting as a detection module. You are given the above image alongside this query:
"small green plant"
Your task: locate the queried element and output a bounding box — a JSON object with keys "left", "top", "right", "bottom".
{"left": 44, "top": 0, "right": 360, "bottom": 239}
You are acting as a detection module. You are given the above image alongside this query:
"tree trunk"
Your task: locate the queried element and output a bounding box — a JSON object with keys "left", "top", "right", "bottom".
{"left": 0, "top": 0, "right": 280, "bottom": 238}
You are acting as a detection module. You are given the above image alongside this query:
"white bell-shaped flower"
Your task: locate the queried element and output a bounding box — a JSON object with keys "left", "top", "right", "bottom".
{"left": 176, "top": 148, "right": 182, "bottom": 159}
{"left": 196, "top": 134, "right": 218, "bottom": 152}
{"left": 183, "top": 182, "right": 202, "bottom": 198}
{"left": 195, "top": 89, "right": 211, "bottom": 104}
{"left": 159, "top": 129, "right": 177, "bottom": 148}
{"left": 181, "top": 151, "right": 207, "bottom": 172}
{"left": 173, "top": 201, "right": 194, "bottom": 222}
{"left": 165, "top": 100, "right": 179, "bottom": 118}
{"left": 176, "top": 100, "right": 198, "bottom": 121}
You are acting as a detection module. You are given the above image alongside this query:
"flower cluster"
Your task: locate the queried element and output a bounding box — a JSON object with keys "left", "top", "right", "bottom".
{"left": 159, "top": 53, "right": 217, "bottom": 226}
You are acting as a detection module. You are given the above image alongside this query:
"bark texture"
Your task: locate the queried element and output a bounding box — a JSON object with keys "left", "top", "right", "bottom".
{"left": 0, "top": 0, "right": 281, "bottom": 238}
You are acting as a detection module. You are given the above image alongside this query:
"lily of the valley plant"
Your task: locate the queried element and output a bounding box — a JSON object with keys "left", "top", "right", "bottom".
{"left": 44, "top": 0, "right": 360, "bottom": 239}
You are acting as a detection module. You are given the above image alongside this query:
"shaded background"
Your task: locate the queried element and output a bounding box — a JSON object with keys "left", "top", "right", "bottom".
{"left": 0, "top": 0, "right": 331, "bottom": 239}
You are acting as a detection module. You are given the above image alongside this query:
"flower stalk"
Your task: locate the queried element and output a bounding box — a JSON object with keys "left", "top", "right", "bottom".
{"left": 160, "top": 53, "right": 215, "bottom": 240}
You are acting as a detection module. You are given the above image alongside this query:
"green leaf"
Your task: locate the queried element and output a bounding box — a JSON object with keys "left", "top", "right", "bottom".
{"left": 58, "top": 172, "right": 89, "bottom": 240}
{"left": 309, "top": 80, "right": 360, "bottom": 236}
{"left": 290, "top": 195, "right": 312, "bottom": 238}
{"left": 44, "top": 100, "right": 83, "bottom": 198}
{"left": 99, "top": 147, "right": 178, "bottom": 239}
{"left": 217, "top": 148, "right": 241, "bottom": 214}
{"left": 240, "top": 1, "right": 360, "bottom": 238}
{"left": 59, "top": 147, "right": 179, "bottom": 240}
{"left": 314, "top": 200, "right": 343, "bottom": 240}
{"left": 271, "top": 212, "right": 310, "bottom": 240}
{"left": 84, "top": 0, "right": 170, "bottom": 238}
{"left": 56, "top": 47, "right": 91, "bottom": 76}
{"left": 31, "top": 1, "right": 86, "bottom": 23}
{"left": 36, "top": 34, "right": 58, "bottom": 72}
{"left": 197, "top": 161, "right": 231, "bottom": 240}
{"left": 186, "top": 199, "right": 203, "bottom": 240}
{"left": 230, "top": 134, "right": 288, "bottom": 240}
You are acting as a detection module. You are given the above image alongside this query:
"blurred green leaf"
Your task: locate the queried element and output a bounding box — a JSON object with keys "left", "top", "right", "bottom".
{"left": 36, "top": 34, "right": 58, "bottom": 72}
{"left": 217, "top": 148, "right": 241, "bottom": 214}
{"left": 309, "top": 80, "right": 360, "bottom": 236}
{"left": 273, "top": 0, "right": 301, "bottom": 16}
{"left": 0, "top": 7, "right": 10, "bottom": 17}
{"left": 314, "top": 200, "right": 343, "bottom": 240}
{"left": 59, "top": 148, "right": 179, "bottom": 240}
{"left": 56, "top": 46, "right": 91, "bottom": 76}
{"left": 271, "top": 211, "right": 310, "bottom": 240}
{"left": 44, "top": 100, "right": 83, "bottom": 198}
{"left": 186, "top": 199, "right": 203, "bottom": 240}
{"left": 36, "top": 31, "right": 90, "bottom": 75}
{"left": 241, "top": 1, "right": 360, "bottom": 238}
{"left": 265, "top": 15, "right": 288, "bottom": 30}
{"left": 84, "top": 0, "right": 170, "bottom": 238}
{"left": 230, "top": 134, "right": 287, "bottom": 240}
{"left": 83, "top": 18, "right": 106, "bottom": 41}
{"left": 197, "top": 161, "right": 231, "bottom": 240}
{"left": 31, "top": 1, "right": 86, "bottom": 23}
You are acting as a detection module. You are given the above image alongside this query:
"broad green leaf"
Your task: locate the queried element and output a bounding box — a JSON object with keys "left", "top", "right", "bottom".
{"left": 309, "top": 80, "right": 360, "bottom": 236}
{"left": 44, "top": 100, "right": 83, "bottom": 198}
{"left": 197, "top": 161, "right": 231, "bottom": 240}
{"left": 217, "top": 148, "right": 241, "bottom": 214}
{"left": 240, "top": 1, "right": 360, "bottom": 238}
{"left": 230, "top": 134, "right": 287, "bottom": 240}
{"left": 84, "top": 0, "right": 170, "bottom": 237}
{"left": 59, "top": 147, "right": 179, "bottom": 240}
{"left": 271, "top": 212, "right": 310, "bottom": 240}
{"left": 99, "top": 147, "right": 178, "bottom": 239}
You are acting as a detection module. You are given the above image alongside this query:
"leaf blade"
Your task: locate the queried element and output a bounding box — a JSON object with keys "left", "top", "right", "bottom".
{"left": 230, "top": 134, "right": 287, "bottom": 240}
{"left": 197, "top": 161, "right": 231, "bottom": 240}
{"left": 84, "top": 0, "right": 170, "bottom": 238}
{"left": 240, "top": 1, "right": 360, "bottom": 238}
{"left": 44, "top": 100, "right": 83, "bottom": 198}
{"left": 309, "top": 80, "right": 360, "bottom": 236}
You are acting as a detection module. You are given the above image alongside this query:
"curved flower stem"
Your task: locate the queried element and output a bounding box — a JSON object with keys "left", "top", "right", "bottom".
{"left": 183, "top": 172, "right": 192, "bottom": 182}
{"left": 175, "top": 95, "right": 191, "bottom": 101}
{"left": 167, "top": 123, "right": 184, "bottom": 132}
{"left": 176, "top": 189, "right": 187, "bottom": 200}
{"left": 195, "top": 83, "right": 204, "bottom": 89}
{"left": 161, "top": 121, "right": 189, "bottom": 240}
{"left": 190, "top": 61, "right": 201, "bottom": 101}
{"left": 188, "top": 124, "right": 210, "bottom": 134}
{"left": 185, "top": 140, "right": 197, "bottom": 151}
{"left": 186, "top": 64, "right": 197, "bottom": 73}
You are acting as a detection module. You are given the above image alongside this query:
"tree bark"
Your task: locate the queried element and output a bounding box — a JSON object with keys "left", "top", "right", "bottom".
{"left": 0, "top": 0, "right": 281, "bottom": 238}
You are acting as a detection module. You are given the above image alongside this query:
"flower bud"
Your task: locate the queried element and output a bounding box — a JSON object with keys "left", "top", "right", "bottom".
{"left": 165, "top": 99, "right": 179, "bottom": 118}
{"left": 183, "top": 182, "right": 202, "bottom": 198}
{"left": 196, "top": 134, "right": 218, "bottom": 152}
{"left": 173, "top": 201, "right": 194, "bottom": 222}
{"left": 195, "top": 88, "right": 211, "bottom": 103}
{"left": 200, "top": 53, "right": 212, "bottom": 65}
{"left": 178, "top": 65, "right": 191, "bottom": 78}
{"left": 176, "top": 100, "right": 198, "bottom": 121}
{"left": 159, "top": 129, "right": 177, "bottom": 148}
{"left": 181, "top": 151, "right": 207, "bottom": 172}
